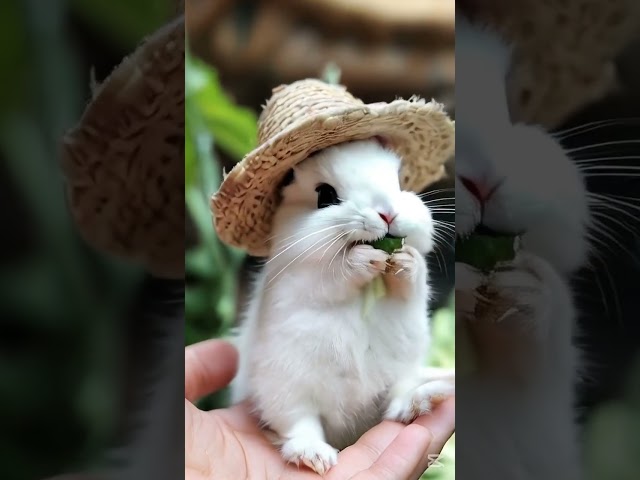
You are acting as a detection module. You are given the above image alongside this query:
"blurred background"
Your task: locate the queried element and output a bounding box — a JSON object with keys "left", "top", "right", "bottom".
{"left": 459, "top": 1, "right": 640, "bottom": 479}
{"left": 0, "top": 0, "right": 180, "bottom": 479}
{"left": 2, "top": 0, "right": 639, "bottom": 479}
{"left": 184, "top": 0, "right": 455, "bottom": 479}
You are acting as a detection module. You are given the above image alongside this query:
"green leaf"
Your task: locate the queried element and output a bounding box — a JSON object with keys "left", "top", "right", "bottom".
{"left": 185, "top": 187, "right": 216, "bottom": 246}
{"left": 185, "top": 246, "right": 217, "bottom": 280}
{"left": 361, "top": 277, "right": 386, "bottom": 321}
{"left": 184, "top": 45, "right": 250, "bottom": 344}
{"left": 198, "top": 104, "right": 257, "bottom": 160}
{"left": 185, "top": 50, "right": 258, "bottom": 161}
{"left": 185, "top": 285, "right": 212, "bottom": 323}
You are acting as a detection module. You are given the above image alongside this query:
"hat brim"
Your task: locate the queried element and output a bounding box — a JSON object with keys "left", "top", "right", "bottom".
{"left": 211, "top": 98, "right": 454, "bottom": 257}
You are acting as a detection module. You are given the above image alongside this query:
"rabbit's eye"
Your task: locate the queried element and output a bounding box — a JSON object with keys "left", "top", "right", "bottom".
{"left": 315, "top": 183, "right": 340, "bottom": 209}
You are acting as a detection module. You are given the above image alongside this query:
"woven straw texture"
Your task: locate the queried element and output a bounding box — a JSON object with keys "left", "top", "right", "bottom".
{"left": 60, "top": 17, "right": 185, "bottom": 279}
{"left": 473, "top": 0, "right": 640, "bottom": 128}
{"left": 211, "top": 79, "right": 454, "bottom": 257}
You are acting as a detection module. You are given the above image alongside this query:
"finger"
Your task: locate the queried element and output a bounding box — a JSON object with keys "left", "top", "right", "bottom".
{"left": 409, "top": 397, "right": 455, "bottom": 476}
{"left": 185, "top": 339, "right": 238, "bottom": 402}
{"left": 349, "top": 397, "right": 455, "bottom": 480}
{"left": 336, "top": 420, "right": 405, "bottom": 476}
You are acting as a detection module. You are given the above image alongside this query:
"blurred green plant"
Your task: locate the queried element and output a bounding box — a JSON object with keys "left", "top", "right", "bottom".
{"left": 422, "top": 294, "right": 455, "bottom": 480}
{"left": 184, "top": 47, "right": 255, "bottom": 346}
{"left": 584, "top": 354, "right": 640, "bottom": 480}
{"left": 0, "top": 1, "right": 28, "bottom": 111}
{"left": 0, "top": 0, "right": 164, "bottom": 478}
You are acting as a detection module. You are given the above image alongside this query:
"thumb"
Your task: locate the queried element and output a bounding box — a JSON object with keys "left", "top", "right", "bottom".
{"left": 185, "top": 339, "right": 238, "bottom": 402}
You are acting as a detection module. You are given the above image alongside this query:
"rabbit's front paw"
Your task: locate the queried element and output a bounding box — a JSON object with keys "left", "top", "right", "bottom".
{"left": 385, "top": 379, "right": 454, "bottom": 423}
{"left": 457, "top": 252, "right": 557, "bottom": 381}
{"left": 281, "top": 436, "right": 338, "bottom": 476}
{"left": 480, "top": 253, "right": 552, "bottom": 341}
{"left": 347, "top": 244, "right": 388, "bottom": 285}
{"left": 384, "top": 245, "right": 427, "bottom": 299}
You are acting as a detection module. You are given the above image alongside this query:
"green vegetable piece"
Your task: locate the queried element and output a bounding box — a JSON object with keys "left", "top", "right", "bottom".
{"left": 455, "top": 233, "right": 516, "bottom": 272}
{"left": 360, "top": 235, "right": 404, "bottom": 320}
{"left": 362, "top": 276, "right": 386, "bottom": 321}
{"left": 370, "top": 235, "right": 405, "bottom": 254}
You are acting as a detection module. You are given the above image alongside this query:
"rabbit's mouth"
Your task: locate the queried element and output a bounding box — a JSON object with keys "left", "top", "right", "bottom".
{"left": 350, "top": 235, "right": 405, "bottom": 252}
{"left": 457, "top": 224, "right": 523, "bottom": 240}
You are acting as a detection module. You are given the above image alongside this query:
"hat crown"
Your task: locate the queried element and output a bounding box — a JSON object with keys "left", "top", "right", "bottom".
{"left": 258, "top": 79, "right": 365, "bottom": 144}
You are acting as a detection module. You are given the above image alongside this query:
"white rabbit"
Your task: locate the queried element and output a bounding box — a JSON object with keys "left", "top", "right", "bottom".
{"left": 455, "top": 16, "right": 590, "bottom": 480}
{"left": 230, "top": 139, "right": 455, "bottom": 475}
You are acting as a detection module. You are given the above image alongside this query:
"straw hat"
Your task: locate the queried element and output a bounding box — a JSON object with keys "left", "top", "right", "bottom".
{"left": 460, "top": 0, "right": 640, "bottom": 128}
{"left": 60, "top": 16, "right": 184, "bottom": 279}
{"left": 210, "top": 78, "right": 454, "bottom": 257}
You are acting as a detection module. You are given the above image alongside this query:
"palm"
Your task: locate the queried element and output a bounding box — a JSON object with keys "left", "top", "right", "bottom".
{"left": 186, "top": 402, "right": 322, "bottom": 479}
{"left": 185, "top": 340, "right": 455, "bottom": 480}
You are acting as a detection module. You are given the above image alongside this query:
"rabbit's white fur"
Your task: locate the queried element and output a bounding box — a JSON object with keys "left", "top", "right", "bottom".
{"left": 231, "top": 139, "right": 454, "bottom": 475}
{"left": 455, "top": 17, "right": 590, "bottom": 480}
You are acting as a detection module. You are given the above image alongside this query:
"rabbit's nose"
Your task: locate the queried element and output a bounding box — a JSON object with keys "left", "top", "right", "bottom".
{"left": 378, "top": 212, "right": 397, "bottom": 225}
{"left": 459, "top": 176, "right": 486, "bottom": 202}
{"left": 459, "top": 176, "right": 501, "bottom": 204}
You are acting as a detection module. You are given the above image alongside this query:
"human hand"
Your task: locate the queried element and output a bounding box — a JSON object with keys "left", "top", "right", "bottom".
{"left": 185, "top": 339, "right": 455, "bottom": 480}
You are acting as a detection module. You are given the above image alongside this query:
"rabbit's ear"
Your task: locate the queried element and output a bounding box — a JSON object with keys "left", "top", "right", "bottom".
{"left": 279, "top": 168, "right": 296, "bottom": 188}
